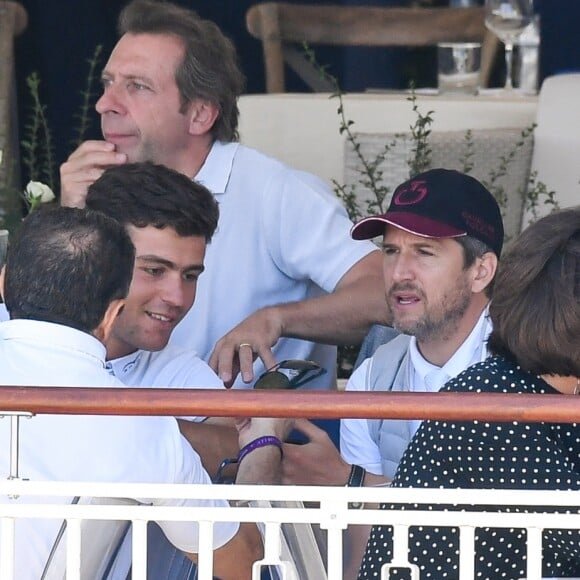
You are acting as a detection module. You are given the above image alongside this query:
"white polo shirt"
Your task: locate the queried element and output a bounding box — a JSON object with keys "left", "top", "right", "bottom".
{"left": 107, "top": 346, "right": 224, "bottom": 421}
{"left": 0, "top": 319, "right": 238, "bottom": 580}
{"left": 169, "top": 141, "right": 377, "bottom": 390}
{"left": 341, "top": 308, "right": 493, "bottom": 475}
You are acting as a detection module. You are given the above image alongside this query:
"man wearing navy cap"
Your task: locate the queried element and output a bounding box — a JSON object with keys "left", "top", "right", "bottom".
{"left": 282, "top": 168, "right": 503, "bottom": 579}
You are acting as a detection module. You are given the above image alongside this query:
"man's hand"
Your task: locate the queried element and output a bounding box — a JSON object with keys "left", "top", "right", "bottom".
{"left": 209, "top": 251, "right": 388, "bottom": 388}
{"left": 209, "top": 307, "right": 281, "bottom": 387}
{"left": 282, "top": 419, "right": 351, "bottom": 485}
{"left": 60, "top": 140, "right": 127, "bottom": 207}
{"left": 235, "top": 417, "right": 293, "bottom": 485}
{"left": 235, "top": 416, "right": 294, "bottom": 448}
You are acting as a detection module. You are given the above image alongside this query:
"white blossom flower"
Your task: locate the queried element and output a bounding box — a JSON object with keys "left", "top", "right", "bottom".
{"left": 24, "top": 181, "right": 56, "bottom": 212}
{"left": 25, "top": 181, "right": 55, "bottom": 204}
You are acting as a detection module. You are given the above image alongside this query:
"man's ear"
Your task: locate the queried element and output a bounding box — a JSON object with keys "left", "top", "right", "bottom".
{"left": 0, "top": 266, "right": 5, "bottom": 302}
{"left": 471, "top": 252, "right": 498, "bottom": 294}
{"left": 93, "top": 299, "right": 125, "bottom": 344}
{"left": 187, "top": 99, "right": 219, "bottom": 136}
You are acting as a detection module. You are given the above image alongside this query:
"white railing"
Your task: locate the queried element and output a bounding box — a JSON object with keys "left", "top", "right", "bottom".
{"left": 1, "top": 387, "right": 579, "bottom": 579}
{"left": 2, "top": 480, "right": 580, "bottom": 580}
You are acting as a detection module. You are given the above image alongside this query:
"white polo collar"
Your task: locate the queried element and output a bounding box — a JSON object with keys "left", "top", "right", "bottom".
{"left": 194, "top": 141, "right": 239, "bottom": 195}
{"left": 106, "top": 350, "right": 143, "bottom": 377}
{"left": 409, "top": 306, "right": 492, "bottom": 390}
{"left": 0, "top": 318, "right": 107, "bottom": 368}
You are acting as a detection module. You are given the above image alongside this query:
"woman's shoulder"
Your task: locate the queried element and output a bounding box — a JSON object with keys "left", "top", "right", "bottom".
{"left": 442, "top": 355, "right": 546, "bottom": 395}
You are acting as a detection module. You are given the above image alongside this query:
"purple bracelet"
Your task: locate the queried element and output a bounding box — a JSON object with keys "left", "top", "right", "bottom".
{"left": 237, "top": 435, "right": 283, "bottom": 465}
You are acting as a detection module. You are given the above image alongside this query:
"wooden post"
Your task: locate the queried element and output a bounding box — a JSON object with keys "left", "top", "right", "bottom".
{"left": 0, "top": 1, "right": 28, "bottom": 227}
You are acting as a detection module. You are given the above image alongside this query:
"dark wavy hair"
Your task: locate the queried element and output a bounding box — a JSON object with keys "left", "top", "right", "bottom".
{"left": 488, "top": 207, "right": 580, "bottom": 376}
{"left": 86, "top": 162, "right": 219, "bottom": 241}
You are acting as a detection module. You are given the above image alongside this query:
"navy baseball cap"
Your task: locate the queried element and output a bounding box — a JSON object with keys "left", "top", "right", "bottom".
{"left": 351, "top": 168, "right": 504, "bottom": 256}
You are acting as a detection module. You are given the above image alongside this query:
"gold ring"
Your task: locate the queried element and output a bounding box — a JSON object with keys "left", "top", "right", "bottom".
{"left": 239, "top": 343, "right": 252, "bottom": 349}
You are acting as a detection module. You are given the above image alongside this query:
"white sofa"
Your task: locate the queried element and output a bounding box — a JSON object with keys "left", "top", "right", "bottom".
{"left": 238, "top": 90, "right": 538, "bottom": 189}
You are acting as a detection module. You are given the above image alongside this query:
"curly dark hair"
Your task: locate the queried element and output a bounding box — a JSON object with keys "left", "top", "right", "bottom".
{"left": 86, "top": 161, "right": 219, "bottom": 241}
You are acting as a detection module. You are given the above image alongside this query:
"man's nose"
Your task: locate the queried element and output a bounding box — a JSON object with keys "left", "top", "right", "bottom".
{"left": 160, "top": 280, "right": 187, "bottom": 309}
{"left": 96, "top": 84, "right": 125, "bottom": 115}
{"left": 386, "top": 254, "right": 416, "bottom": 283}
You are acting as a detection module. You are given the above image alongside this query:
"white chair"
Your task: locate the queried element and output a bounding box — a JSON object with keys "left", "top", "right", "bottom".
{"left": 522, "top": 73, "right": 580, "bottom": 228}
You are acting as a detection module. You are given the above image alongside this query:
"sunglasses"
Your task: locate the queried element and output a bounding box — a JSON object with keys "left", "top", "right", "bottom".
{"left": 254, "top": 359, "right": 327, "bottom": 390}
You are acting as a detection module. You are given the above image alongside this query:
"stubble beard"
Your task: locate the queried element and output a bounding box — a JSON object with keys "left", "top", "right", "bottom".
{"left": 388, "top": 276, "right": 473, "bottom": 343}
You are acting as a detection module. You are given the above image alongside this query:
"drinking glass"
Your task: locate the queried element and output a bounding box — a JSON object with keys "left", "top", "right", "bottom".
{"left": 484, "top": 0, "right": 534, "bottom": 91}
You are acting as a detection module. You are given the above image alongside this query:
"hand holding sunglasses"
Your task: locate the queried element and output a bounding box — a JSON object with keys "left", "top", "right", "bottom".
{"left": 254, "top": 359, "right": 327, "bottom": 390}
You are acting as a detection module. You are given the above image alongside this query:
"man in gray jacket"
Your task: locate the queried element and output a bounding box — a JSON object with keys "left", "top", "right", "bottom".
{"left": 281, "top": 168, "right": 504, "bottom": 579}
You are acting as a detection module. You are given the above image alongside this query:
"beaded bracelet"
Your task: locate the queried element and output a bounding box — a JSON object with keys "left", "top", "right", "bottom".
{"left": 237, "top": 435, "right": 283, "bottom": 465}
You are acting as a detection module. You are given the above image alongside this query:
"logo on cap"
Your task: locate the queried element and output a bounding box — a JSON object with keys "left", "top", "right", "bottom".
{"left": 462, "top": 211, "right": 496, "bottom": 242}
{"left": 393, "top": 179, "right": 428, "bottom": 206}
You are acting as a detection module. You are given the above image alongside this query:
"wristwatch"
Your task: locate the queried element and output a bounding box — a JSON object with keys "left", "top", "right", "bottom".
{"left": 346, "top": 464, "right": 366, "bottom": 509}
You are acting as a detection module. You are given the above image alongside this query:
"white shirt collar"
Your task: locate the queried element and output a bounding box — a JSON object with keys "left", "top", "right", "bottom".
{"left": 107, "top": 350, "right": 143, "bottom": 377}
{"left": 194, "top": 141, "right": 239, "bottom": 195}
{"left": 0, "top": 319, "right": 107, "bottom": 367}
{"left": 408, "top": 306, "right": 492, "bottom": 392}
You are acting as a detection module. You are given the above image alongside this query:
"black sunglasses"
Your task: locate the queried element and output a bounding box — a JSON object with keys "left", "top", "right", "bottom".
{"left": 254, "top": 359, "right": 327, "bottom": 390}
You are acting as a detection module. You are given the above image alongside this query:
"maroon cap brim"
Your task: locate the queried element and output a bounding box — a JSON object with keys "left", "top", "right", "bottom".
{"left": 351, "top": 212, "right": 466, "bottom": 240}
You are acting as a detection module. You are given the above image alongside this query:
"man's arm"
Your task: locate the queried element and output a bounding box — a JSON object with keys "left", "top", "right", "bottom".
{"left": 235, "top": 416, "right": 293, "bottom": 485}
{"left": 210, "top": 250, "right": 389, "bottom": 385}
{"left": 282, "top": 419, "right": 386, "bottom": 580}
{"left": 177, "top": 417, "right": 239, "bottom": 478}
{"left": 183, "top": 417, "right": 291, "bottom": 579}
{"left": 59, "top": 141, "right": 127, "bottom": 207}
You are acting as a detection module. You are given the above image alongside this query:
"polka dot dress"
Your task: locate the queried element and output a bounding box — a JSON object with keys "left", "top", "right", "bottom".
{"left": 358, "top": 356, "right": 580, "bottom": 579}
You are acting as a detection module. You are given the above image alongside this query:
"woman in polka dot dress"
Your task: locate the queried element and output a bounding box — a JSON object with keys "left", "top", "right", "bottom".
{"left": 359, "top": 207, "right": 580, "bottom": 579}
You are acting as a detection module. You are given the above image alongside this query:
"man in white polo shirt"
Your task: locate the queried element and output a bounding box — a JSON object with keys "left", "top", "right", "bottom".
{"left": 85, "top": 161, "right": 240, "bottom": 475}
{"left": 59, "top": 0, "right": 388, "bottom": 393}
{"left": 0, "top": 163, "right": 237, "bottom": 471}
{"left": 0, "top": 206, "right": 283, "bottom": 579}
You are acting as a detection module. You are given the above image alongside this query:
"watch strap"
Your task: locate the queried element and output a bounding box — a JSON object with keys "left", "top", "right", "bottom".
{"left": 346, "top": 464, "right": 366, "bottom": 487}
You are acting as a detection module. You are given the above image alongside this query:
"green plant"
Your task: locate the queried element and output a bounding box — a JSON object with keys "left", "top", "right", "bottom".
{"left": 306, "top": 46, "right": 559, "bottom": 227}
{"left": 20, "top": 72, "right": 56, "bottom": 191}
{"left": 0, "top": 45, "right": 103, "bottom": 229}
{"left": 71, "top": 45, "right": 103, "bottom": 150}
{"left": 525, "top": 169, "right": 560, "bottom": 222}
{"left": 407, "top": 87, "right": 434, "bottom": 178}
